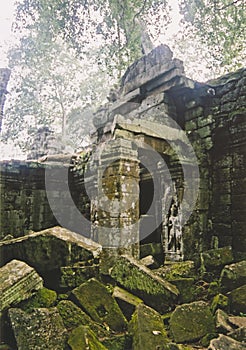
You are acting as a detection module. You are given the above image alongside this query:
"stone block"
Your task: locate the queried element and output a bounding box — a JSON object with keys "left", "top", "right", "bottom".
{"left": 57, "top": 300, "right": 109, "bottom": 338}
{"left": 208, "top": 334, "right": 245, "bottom": 350}
{"left": 140, "top": 242, "right": 164, "bottom": 264}
{"left": 229, "top": 284, "right": 246, "bottom": 314}
{"left": 112, "top": 286, "right": 143, "bottom": 320}
{"left": 169, "top": 301, "right": 216, "bottom": 343}
{"left": 0, "top": 260, "right": 43, "bottom": 312}
{"left": 110, "top": 255, "right": 179, "bottom": 313}
{"left": 8, "top": 307, "right": 67, "bottom": 350}
{"left": 215, "top": 309, "right": 234, "bottom": 333}
{"left": 18, "top": 287, "right": 57, "bottom": 312}
{"left": 201, "top": 246, "right": 234, "bottom": 271}
{"left": 219, "top": 260, "right": 246, "bottom": 292}
{"left": 59, "top": 264, "right": 99, "bottom": 289}
{"left": 68, "top": 325, "right": 107, "bottom": 350}
{"left": 155, "top": 261, "right": 196, "bottom": 280}
{"left": 0, "top": 227, "right": 101, "bottom": 276}
{"left": 128, "top": 304, "right": 169, "bottom": 350}
{"left": 71, "top": 278, "right": 127, "bottom": 332}
{"left": 139, "top": 255, "right": 159, "bottom": 269}
{"left": 228, "top": 327, "right": 246, "bottom": 343}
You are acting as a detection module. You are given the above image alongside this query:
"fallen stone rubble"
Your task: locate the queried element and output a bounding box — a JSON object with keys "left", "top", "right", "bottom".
{"left": 0, "top": 227, "right": 245, "bottom": 350}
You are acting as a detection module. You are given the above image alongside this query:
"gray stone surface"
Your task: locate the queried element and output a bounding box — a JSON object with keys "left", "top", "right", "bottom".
{"left": 0, "top": 227, "right": 101, "bottom": 275}
{"left": 129, "top": 303, "right": 169, "bottom": 350}
{"left": 8, "top": 307, "right": 67, "bottom": 350}
{"left": 0, "top": 260, "right": 43, "bottom": 312}
{"left": 169, "top": 301, "right": 216, "bottom": 343}
{"left": 220, "top": 260, "right": 246, "bottom": 292}
{"left": 110, "top": 254, "right": 179, "bottom": 313}
{"left": 71, "top": 278, "right": 127, "bottom": 332}
{"left": 208, "top": 334, "right": 246, "bottom": 350}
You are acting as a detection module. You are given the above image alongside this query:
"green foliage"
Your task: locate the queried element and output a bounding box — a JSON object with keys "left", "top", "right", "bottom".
{"left": 179, "top": 0, "right": 246, "bottom": 73}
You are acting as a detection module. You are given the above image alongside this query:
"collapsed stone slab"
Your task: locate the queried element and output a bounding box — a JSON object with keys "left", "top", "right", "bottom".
{"left": 169, "top": 301, "right": 216, "bottom": 343}
{"left": 0, "top": 260, "right": 43, "bottom": 313}
{"left": 201, "top": 246, "right": 234, "bottom": 272}
{"left": 208, "top": 334, "right": 246, "bottom": 350}
{"left": 57, "top": 300, "right": 110, "bottom": 339}
{"left": 229, "top": 284, "right": 246, "bottom": 314}
{"left": 112, "top": 286, "right": 143, "bottom": 320}
{"left": 59, "top": 263, "right": 99, "bottom": 289}
{"left": 71, "top": 278, "right": 127, "bottom": 332}
{"left": 0, "top": 226, "right": 102, "bottom": 276}
{"left": 109, "top": 255, "right": 179, "bottom": 313}
{"left": 8, "top": 307, "right": 67, "bottom": 350}
{"left": 68, "top": 325, "right": 107, "bottom": 350}
{"left": 128, "top": 303, "right": 169, "bottom": 350}
{"left": 219, "top": 260, "right": 246, "bottom": 292}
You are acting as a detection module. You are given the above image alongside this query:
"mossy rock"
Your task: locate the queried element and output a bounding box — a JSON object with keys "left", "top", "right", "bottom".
{"left": 208, "top": 281, "right": 220, "bottom": 297}
{"left": 71, "top": 278, "right": 127, "bottom": 332}
{"left": 211, "top": 293, "right": 229, "bottom": 314}
{"left": 8, "top": 307, "right": 67, "bottom": 350}
{"left": 220, "top": 260, "right": 246, "bottom": 292}
{"left": 229, "top": 284, "right": 246, "bottom": 314}
{"left": 201, "top": 246, "right": 234, "bottom": 272}
{"left": 18, "top": 288, "right": 57, "bottom": 312}
{"left": 129, "top": 304, "right": 170, "bottom": 350}
{"left": 155, "top": 261, "right": 196, "bottom": 280}
{"left": 110, "top": 255, "right": 179, "bottom": 313}
{"left": 169, "top": 301, "right": 216, "bottom": 343}
{"left": 200, "top": 333, "right": 218, "bottom": 347}
{"left": 102, "top": 334, "right": 132, "bottom": 350}
{"left": 168, "top": 278, "right": 195, "bottom": 303}
{"left": 57, "top": 300, "right": 109, "bottom": 338}
{"left": 68, "top": 326, "right": 107, "bottom": 350}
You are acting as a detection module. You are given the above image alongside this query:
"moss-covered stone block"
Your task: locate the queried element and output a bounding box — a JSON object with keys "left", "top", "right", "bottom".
{"left": 110, "top": 255, "right": 179, "bottom": 313}
{"left": 112, "top": 286, "right": 143, "bottom": 320}
{"left": 220, "top": 260, "right": 246, "bottom": 292}
{"left": 59, "top": 264, "right": 99, "bottom": 289}
{"left": 18, "top": 287, "right": 57, "bottom": 312}
{"left": 8, "top": 307, "right": 67, "bottom": 350}
{"left": 71, "top": 278, "right": 127, "bottom": 332}
{"left": 102, "top": 334, "right": 132, "bottom": 350}
{"left": 0, "top": 260, "right": 43, "bottom": 313}
{"left": 169, "top": 301, "right": 216, "bottom": 343}
{"left": 201, "top": 246, "right": 234, "bottom": 272}
{"left": 0, "top": 227, "right": 101, "bottom": 276}
{"left": 57, "top": 300, "right": 109, "bottom": 338}
{"left": 215, "top": 309, "right": 233, "bottom": 333}
{"left": 155, "top": 261, "right": 196, "bottom": 280}
{"left": 211, "top": 293, "right": 229, "bottom": 314}
{"left": 229, "top": 284, "right": 246, "bottom": 314}
{"left": 68, "top": 326, "right": 107, "bottom": 350}
{"left": 129, "top": 304, "right": 170, "bottom": 350}
{"left": 168, "top": 278, "right": 195, "bottom": 303}
{"left": 209, "top": 334, "right": 246, "bottom": 350}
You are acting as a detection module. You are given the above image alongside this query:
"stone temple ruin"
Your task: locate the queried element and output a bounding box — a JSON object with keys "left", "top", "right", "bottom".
{"left": 0, "top": 45, "right": 245, "bottom": 349}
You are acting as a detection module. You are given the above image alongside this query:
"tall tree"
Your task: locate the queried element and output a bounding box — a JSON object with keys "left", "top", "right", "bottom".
{"left": 179, "top": 0, "right": 245, "bottom": 73}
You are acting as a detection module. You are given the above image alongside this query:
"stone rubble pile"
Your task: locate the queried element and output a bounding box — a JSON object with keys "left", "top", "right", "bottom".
{"left": 0, "top": 226, "right": 245, "bottom": 350}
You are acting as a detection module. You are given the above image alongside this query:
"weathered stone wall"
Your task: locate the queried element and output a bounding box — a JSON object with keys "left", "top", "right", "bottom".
{"left": 180, "top": 69, "right": 246, "bottom": 260}
{"left": 0, "top": 158, "right": 90, "bottom": 239}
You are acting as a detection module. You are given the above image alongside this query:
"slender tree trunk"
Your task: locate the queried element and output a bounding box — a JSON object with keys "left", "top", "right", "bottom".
{"left": 0, "top": 68, "right": 11, "bottom": 133}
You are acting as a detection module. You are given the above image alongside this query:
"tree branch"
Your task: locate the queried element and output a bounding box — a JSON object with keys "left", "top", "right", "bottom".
{"left": 216, "top": 0, "right": 242, "bottom": 11}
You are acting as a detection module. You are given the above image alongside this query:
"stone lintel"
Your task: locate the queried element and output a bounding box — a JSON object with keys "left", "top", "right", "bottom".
{"left": 0, "top": 259, "right": 43, "bottom": 312}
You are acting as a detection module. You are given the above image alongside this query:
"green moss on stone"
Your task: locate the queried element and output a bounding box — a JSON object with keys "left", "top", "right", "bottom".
{"left": 211, "top": 294, "right": 229, "bottom": 314}
{"left": 71, "top": 278, "right": 127, "bottom": 332}
{"left": 18, "top": 287, "right": 57, "bottom": 312}
{"left": 68, "top": 326, "right": 107, "bottom": 350}
{"left": 169, "top": 301, "right": 216, "bottom": 343}
{"left": 57, "top": 300, "right": 109, "bottom": 338}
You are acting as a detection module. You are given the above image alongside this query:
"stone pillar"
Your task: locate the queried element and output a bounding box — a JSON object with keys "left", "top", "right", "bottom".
{"left": 96, "top": 138, "right": 140, "bottom": 272}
